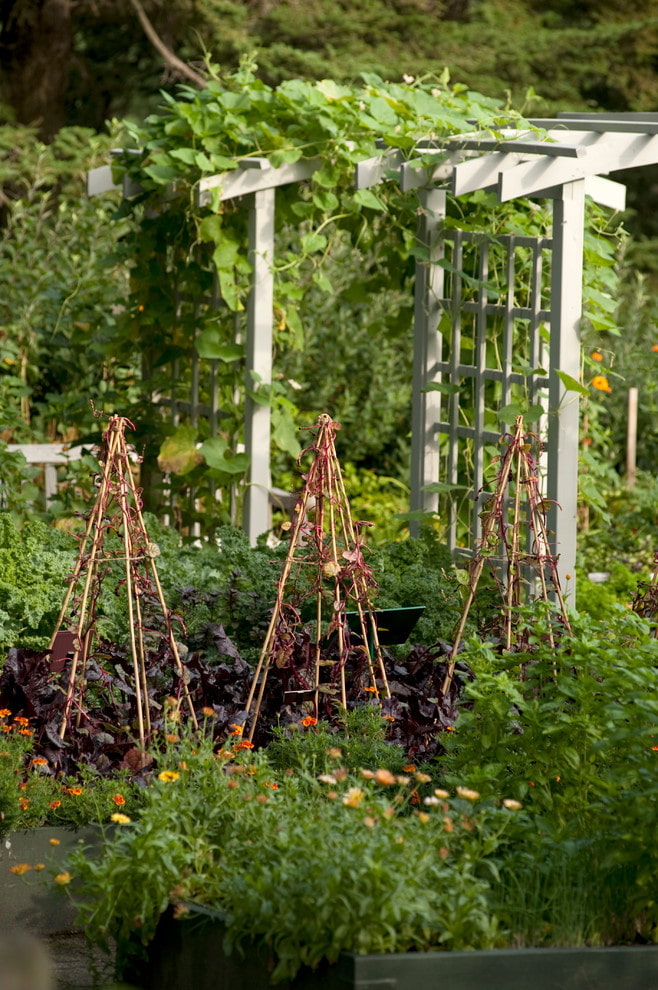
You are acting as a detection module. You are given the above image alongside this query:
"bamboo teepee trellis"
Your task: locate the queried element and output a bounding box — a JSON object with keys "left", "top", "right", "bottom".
{"left": 245, "top": 413, "right": 390, "bottom": 741}
{"left": 49, "top": 414, "right": 197, "bottom": 747}
{"left": 442, "top": 416, "right": 571, "bottom": 694}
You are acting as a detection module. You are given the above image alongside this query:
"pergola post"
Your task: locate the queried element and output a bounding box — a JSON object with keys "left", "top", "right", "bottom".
{"left": 547, "top": 178, "right": 586, "bottom": 588}
{"left": 410, "top": 188, "right": 446, "bottom": 533}
{"left": 243, "top": 188, "right": 276, "bottom": 544}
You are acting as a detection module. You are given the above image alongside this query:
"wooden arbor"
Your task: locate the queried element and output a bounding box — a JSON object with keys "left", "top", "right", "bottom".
{"left": 357, "top": 112, "right": 658, "bottom": 588}
{"left": 90, "top": 113, "right": 658, "bottom": 589}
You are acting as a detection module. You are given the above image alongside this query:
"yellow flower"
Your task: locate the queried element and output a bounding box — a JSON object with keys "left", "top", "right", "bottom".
{"left": 110, "top": 813, "right": 132, "bottom": 824}
{"left": 158, "top": 771, "right": 180, "bottom": 783}
{"left": 591, "top": 375, "right": 612, "bottom": 393}
{"left": 54, "top": 872, "right": 72, "bottom": 885}
{"left": 414, "top": 772, "right": 432, "bottom": 784}
{"left": 49, "top": 838, "right": 60, "bottom": 846}
{"left": 342, "top": 787, "right": 364, "bottom": 808}
{"left": 503, "top": 799, "right": 523, "bottom": 811}
{"left": 417, "top": 812, "right": 430, "bottom": 823}
{"left": 10, "top": 863, "right": 31, "bottom": 875}
{"left": 456, "top": 786, "right": 480, "bottom": 801}
{"left": 434, "top": 788, "right": 450, "bottom": 799}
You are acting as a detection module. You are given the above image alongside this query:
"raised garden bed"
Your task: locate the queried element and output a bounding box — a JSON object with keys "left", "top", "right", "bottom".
{"left": 138, "top": 911, "right": 658, "bottom": 990}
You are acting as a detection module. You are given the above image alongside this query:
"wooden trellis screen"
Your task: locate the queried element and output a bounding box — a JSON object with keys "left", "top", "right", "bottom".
{"left": 433, "top": 229, "right": 552, "bottom": 553}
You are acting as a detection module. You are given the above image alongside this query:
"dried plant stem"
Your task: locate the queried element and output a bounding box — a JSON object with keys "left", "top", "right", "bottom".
{"left": 56, "top": 414, "right": 197, "bottom": 742}
{"left": 443, "top": 416, "right": 569, "bottom": 695}
{"left": 245, "top": 413, "right": 386, "bottom": 740}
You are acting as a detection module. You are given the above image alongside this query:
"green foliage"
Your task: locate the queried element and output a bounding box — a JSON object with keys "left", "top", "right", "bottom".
{"left": 67, "top": 728, "right": 518, "bottom": 980}
{"left": 0, "top": 710, "right": 142, "bottom": 838}
{"left": 0, "top": 515, "right": 74, "bottom": 649}
{"left": 266, "top": 706, "right": 410, "bottom": 777}
{"left": 0, "top": 123, "right": 132, "bottom": 448}
{"left": 437, "top": 606, "right": 658, "bottom": 936}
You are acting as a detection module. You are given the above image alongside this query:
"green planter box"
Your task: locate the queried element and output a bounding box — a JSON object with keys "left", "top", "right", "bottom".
{"left": 0, "top": 827, "right": 100, "bottom": 935}
{"left": 138, "top": 911, "right": 658, "bottom": 990}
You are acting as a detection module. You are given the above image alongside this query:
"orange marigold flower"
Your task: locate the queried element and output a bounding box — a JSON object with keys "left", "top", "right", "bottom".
{"left": 49, "top": 838, "right": 60, "bottom": 846}
{"left": 591, "top": 375, "right": 612, "bottom": 393}
{"left": 651, "top": 746, "right": 658, "bottom": 751}
{"left": 31, "top": 758, "right": 48, "bottom": 766}
{"left": 300, "top": 716, "right": 318, "bottom": 727}
{"left": 33, "top": 863, "right": 45, "bottom": 871}
{"left": 402, "top": 764, "right": 416, "bottom": 773}
{"left": 53, "top": 872, "right": 72, "bottom": 885}
{"left": 18, "top": 798, "right": 29, "bottom": 810}
{"left": 410, "top": 790, "right": 420, "bottom": 805}
{"left": 165, "top": 733, "right": 179, "bottom": 743}
{"left": 381, "top": 715, "right": 395, "bottom": 722}
{"left": 591, "top": 351, "right": 603, "bottom": 361}
{"left": 1, "top": 725, "right": 11, "bottom": 733}
{"left": 201, "top": 707, "right": 215, "bottom": 717}
{"left": 229, "top": 724, "right": 244, "bottom": 736}
{"left": 49, "top": 800, "right": 62, "bottom": 809}
{"left": 112, "top": 794, "right": 126, "bottom": 806}
{"left": 652, "top": 344, "right": 658, "bottom": 352}
{"left": 374, "top": 768, "right": 397, "bottom": 786}
{"left": 364, "top": 686, "right": 378, "bottom": 693}
{"left": 14, "top": 717, "right": 29, "bottom": 726}
{"left": 17, "top": 729, "right": 33, "bottom": 736}
{"left": 10, "top": 863, "right": 31, "bottom": 875}
{"left": 68, "top": 788, "right": 83, "bottom": 796}
{"left": 0, "top": 708, "right": 12, "bottom": 717}
{"left": 235, "top": 740, "right": 254, "bottom": 750}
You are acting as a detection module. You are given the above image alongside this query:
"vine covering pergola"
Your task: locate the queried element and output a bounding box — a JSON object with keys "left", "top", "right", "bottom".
{"left": 89, "top": 109, "right": 658, "bottom": 588}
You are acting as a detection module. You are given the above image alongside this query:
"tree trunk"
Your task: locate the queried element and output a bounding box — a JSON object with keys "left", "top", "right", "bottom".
{"left": 0, "top": 0, "right": 73, "bottom": 140}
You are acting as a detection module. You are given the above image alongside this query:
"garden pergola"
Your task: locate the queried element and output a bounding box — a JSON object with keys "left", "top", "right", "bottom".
{"left": 89, "top": 111, "right": 658, "bottom": 589}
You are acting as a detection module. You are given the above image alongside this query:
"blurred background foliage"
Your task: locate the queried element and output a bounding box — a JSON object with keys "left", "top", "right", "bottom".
{"left": 0, "top": 0, "right": 656, "bottom": 594}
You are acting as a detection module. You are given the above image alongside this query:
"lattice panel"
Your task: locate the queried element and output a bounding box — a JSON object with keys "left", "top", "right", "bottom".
{"left": 435, "top": 230, "right": 553, "bottom": 554}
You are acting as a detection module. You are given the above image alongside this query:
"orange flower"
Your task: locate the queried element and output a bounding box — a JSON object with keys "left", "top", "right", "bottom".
{"left": 591, "top": 375, "right": 612, "bottom": 393}
{"left": 49, "top": 800, "right": 62, "bottom": 809}
{"left": 202, "top": 707, "right": 215, "bottom": 717}
{"left": 14, "top": 717, "right": 29, "bottom": 727}
{"left": 235, "top": 740, "right": 254, "bottom": 750}
{"left": 1, "top": 725, "right": 11, "bottom": 733}
{"left": 0, "top": 708, "right": 11, "bottom": 718}
{"left": 68, "top": 787, "right": 83, "bottom": 796}
{"left": 364, "top": 686, "right": 378, "bottom": 693}
{"left": 49, "top": 838, "right": 60, "bottom": 846}
{"left": 382, "top": 715, "right": 395, "bottom": 722}
{"left": 10, "top": 864, "right": 31, "bottom": 875}
{"left": 229, "top": 724, "right": 244, "bottom": 736}
{"left": 17, "top": 729, "right": 33, "bottom": 737}
{"left": 300, "top": 716, "right": 317, "bottom": 727}
{"left": 112, "top": 794, "right": 126, "bottom": 806}
{"left": 591, "top": 351, "right": 603, "bottom": 361}
{"left": 18, "top": 798, "right": 29, "bottom": 810}
{"left": 31, "top": 758, "right": 48, "bottom": 767}
{"left": 402, "top": 764, "right": 416, "bottom": 773}
{"left": 652, "top": 345, "right": 658, "bottom": 352}
{"left": 374, "top": 768, "right": 397, "bottom": 786}
{"left": 54, "top": 872, "right": 72, "bottom": 885}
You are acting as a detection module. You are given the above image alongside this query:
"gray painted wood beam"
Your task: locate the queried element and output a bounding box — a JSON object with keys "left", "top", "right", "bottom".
{"left": 243, "top": 188, "right": 276, "bottom": 545}
{"left": 410, "top": 188, "right": 446, "bottom": 533}
{"left": 546, "top": 179, "right": 585, "bottom": 593}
